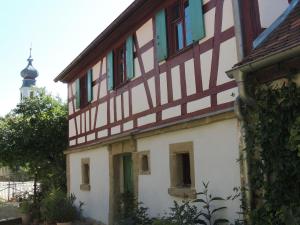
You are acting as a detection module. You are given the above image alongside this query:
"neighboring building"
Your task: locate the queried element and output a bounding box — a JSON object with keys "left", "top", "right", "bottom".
{"left": 20, "top": 48, "right": 39, "bottom": 101}
{"left": 227, "top": 0, "right": 300, "bottom": 214}
{"left": 54, "top": 0, "right": 290, "bottom": 224}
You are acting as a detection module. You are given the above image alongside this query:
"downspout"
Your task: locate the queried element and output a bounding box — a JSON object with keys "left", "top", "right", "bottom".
{"left": 231, "top": 1, "right": 255, "bottom": 223}
{"left": 229, "top": 70, "right": 254, "bottom": 225}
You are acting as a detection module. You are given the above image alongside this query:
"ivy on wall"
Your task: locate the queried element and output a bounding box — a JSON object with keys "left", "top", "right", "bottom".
{"left": 243, "top": 80, "right": 300, "bottom": 225}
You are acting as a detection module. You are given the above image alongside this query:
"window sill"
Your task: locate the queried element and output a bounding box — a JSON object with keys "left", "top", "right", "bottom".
{"left": 139, "top": 170, "right": 151, "bottom": 175}
{"left": 168, "top": 187, "right": 196, "bottom": 199}
{"left": 167, "top": 43, "right": 194, "bottom": 61}
{"left": 80, "top": 184, "right": 91, "bottom": 191}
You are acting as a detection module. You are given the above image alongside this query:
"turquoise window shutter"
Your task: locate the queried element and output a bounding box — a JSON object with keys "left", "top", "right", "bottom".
{"left": 189, "top": 0, "right": 205, "bottom": 42}
{"left": 107, "top": 51, "right": 114, "bottom": 90}
{"left": 126, "top": 36, "right": 134, "bottom": 80}
{"left": 87, "top": 69, "right": 93, "bottom": 102}
{"left": 75, "top": 79, "right": 80, "bottom": 109}
{"left": 155, "top": 9, "right": 168, "bottom": 62}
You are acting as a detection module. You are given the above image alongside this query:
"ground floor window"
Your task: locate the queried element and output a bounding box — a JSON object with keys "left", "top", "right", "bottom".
{"left": 169, "top": 141, "right": 196, "bottom": 198}
{"left": 80, "top": 158, "right": 91, "bottom": 191}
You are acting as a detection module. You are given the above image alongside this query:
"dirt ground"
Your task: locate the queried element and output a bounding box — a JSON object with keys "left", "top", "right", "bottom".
{"left": 0, "top": 203, "right": 21, "bottom": 220}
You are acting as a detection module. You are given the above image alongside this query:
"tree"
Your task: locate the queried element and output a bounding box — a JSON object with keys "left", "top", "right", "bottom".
{"left": 0, "top": 89, "right": 68, "bottom": 200}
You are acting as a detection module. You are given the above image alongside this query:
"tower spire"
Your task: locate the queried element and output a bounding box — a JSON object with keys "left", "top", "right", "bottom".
{"left": 20, "top": 47, "right": 39, "bottom": 100}
{"left": 28, "top": 44, "right": 33, "bottom": 65}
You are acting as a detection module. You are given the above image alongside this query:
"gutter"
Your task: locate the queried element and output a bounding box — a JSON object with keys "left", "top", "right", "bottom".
{"left": 226, "top": 44, "right": 300, "bottom": 106}
{"left": 54, "top": 0, "right": 148, "bottom": 83}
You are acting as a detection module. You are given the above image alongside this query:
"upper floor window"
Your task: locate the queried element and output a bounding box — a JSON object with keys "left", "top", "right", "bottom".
{"left": 75, "top": 69, "right": 93, "bottom": 109}
{"left": 107, "top": 36, "right": 134, "bottom": 90}
{"left": 114, "top": 43, "right": 127, "bottom": 88}
{"left": 167, "top": 0, "right": 193, "bottom": 55}
{"left": 155, "top": 0, "right": 205, "bottom": 61}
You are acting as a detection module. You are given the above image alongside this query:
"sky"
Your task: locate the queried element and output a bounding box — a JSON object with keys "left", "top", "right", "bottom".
{"left": 0, "top": 0, "right": 134, "bottom": 117}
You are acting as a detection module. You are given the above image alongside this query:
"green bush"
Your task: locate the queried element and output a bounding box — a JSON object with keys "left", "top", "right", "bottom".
{"left": 41, "top": 189, "right": 83, "bottom": 223}
{"left": 165, "top": 182, "right": 229, "bottom": 225}
{"left": 243, "top": 81, "right": 300, "bottom": 224}
{"left": 115, "top": 183, "right": 230, "bottom": 225}
{"left": 19, "top": 199, "right": 34, "bottom": 214}
{"left": 115, "top": 192, "right": 153, "bottom": 225}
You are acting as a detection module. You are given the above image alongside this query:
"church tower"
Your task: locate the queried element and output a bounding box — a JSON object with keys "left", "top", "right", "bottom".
{"left": 20, "top": 48, "right": 39, "bottom": 100}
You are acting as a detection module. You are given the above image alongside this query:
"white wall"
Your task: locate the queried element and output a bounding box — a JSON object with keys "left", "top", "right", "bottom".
{"left": 258, "top": 0, "right": 289, "bottom": 28}
{"left": 69, "top": 147, "right": 110, "bottom": 224}
{"left": 137, "top": 118, "right": 241, "bottom": 222}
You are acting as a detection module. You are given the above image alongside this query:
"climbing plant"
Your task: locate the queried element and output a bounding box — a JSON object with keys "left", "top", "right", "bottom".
{"left": 243, "top": 80, "right": 300, "bottom": 225}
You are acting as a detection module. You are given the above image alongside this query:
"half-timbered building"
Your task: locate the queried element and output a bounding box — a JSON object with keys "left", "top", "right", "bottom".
{"left": 54, "top": 0, "right": 290, "bottom": 224}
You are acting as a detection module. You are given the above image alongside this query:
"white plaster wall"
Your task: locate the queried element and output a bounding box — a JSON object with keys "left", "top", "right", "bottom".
{"left": 160, "top": 72, "right": 168, "bottom": 105}
{"left": 96, "top": 102, "right": 107, "bottom": 128}
{"left": 69, "top": 147, "right": 110, "bottom": 224}
{"left": 137, "top": 118, "right": 241, "bottom": 222}
{"left": 134, "top": 58, "right": 142, "bottom": 78}
{"left": 217, "top": 37, "right": 237, "bottom": 86}
{"left": 258, "top": 0, "right": 289, "bottom": 28}
{"left": 123, "top": 91, "right": 130, "bottom": 118}
{"left": 116, "top": 95, "right": 122, "bottom": 121}
{"left": 69, "top": 119, "right": 76, "bottom": 138}
{"left": 171, "top": 66, "right": 182, "bottom": 100}
{"left": 199, "top": 8, "right": 215, "bottom": 45}
{"left": 99, "top": 80, "right": 107, "bottom": 98}
{"left": 132, "top": 83, "right": 149, "bottom": 114}
{"left": 162, "top": 105, "right": 181, "bottom": 120}
{"left": 147, "top": 77, "right": 156, "bottom": 107}
{"left": 142, "top": 48, "right": 154, "bottom": 73}
{"left": 187, "top": 96, "right": 211, "bottom": 113}
{"left": 222, "top": 0, "right": 234, "bottom": 32}
{"left": 200, "top": 49, "right": 212, "bottom": 90}
{"left": 136, "top": 19, "right": 153, "bottom": 47}
{"left": 185, "top": 59, "right": 196, "bottom": 96}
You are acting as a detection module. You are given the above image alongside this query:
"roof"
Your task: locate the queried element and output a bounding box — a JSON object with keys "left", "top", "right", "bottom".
{"left": 21, "top": 56, "right": 39, "bottom": 79}
{"left": 54, "top": 0, "right": 163, "bottom": 83}
{"left": 236, "top": 0, "right": 300, "bottom": 67}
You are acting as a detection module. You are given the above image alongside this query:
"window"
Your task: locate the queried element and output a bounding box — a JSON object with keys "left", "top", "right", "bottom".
{"left": 167, "top": 0, "right": 192, "bottom": 55}
{"left": 139, "top": 151, "right": 151, "bottom": 175}
{"left": 169, "top": 141, "right": 196, "bottom": 199}
{"left": 176, "top": 153, "right": 191, "bottom": 187}
{"left": 80, "top": 158, "right": 91, "bottom": 191}
{"left": 75, "top": 69, "right": 93, "bottom": 109}
{"left": 155, "top": 0, "right": 205, "bottom": 61}
{"left": 114, "top": 44, "right": 127, "bottom": 88}
{"left": 107, "top": 36, "right": 134, "bottom": 90}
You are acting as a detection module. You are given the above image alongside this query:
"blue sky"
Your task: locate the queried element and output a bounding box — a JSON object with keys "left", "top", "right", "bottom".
{"left": 0, "top": 0, "right": 134, "bottom": 116}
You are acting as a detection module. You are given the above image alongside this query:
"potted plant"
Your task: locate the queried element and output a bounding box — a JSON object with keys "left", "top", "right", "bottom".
{"left": 19, "top": 199, "right": 33, "bottom": 225}
{"left": 41, "top": 189, "right": 82, "bottom": 225}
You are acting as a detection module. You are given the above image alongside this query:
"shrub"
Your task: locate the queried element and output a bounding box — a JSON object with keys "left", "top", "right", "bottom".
{"left": 41, "top": 189, "right": 83, "bottom": 223}
{"left": 19, "top": 199, "right": 34, "bottom": 214}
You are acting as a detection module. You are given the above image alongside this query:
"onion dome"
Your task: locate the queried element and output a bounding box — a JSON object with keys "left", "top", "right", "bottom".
{"left": 20, "top": 49, "right": 38, "bottom": 87}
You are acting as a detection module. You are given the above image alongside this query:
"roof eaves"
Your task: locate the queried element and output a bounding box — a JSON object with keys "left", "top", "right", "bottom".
{"left": 54, "top": 0, "right": 146, "bottom": 83}
{"left": 227, "top": 44, "right": 300, "bottom": 79}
